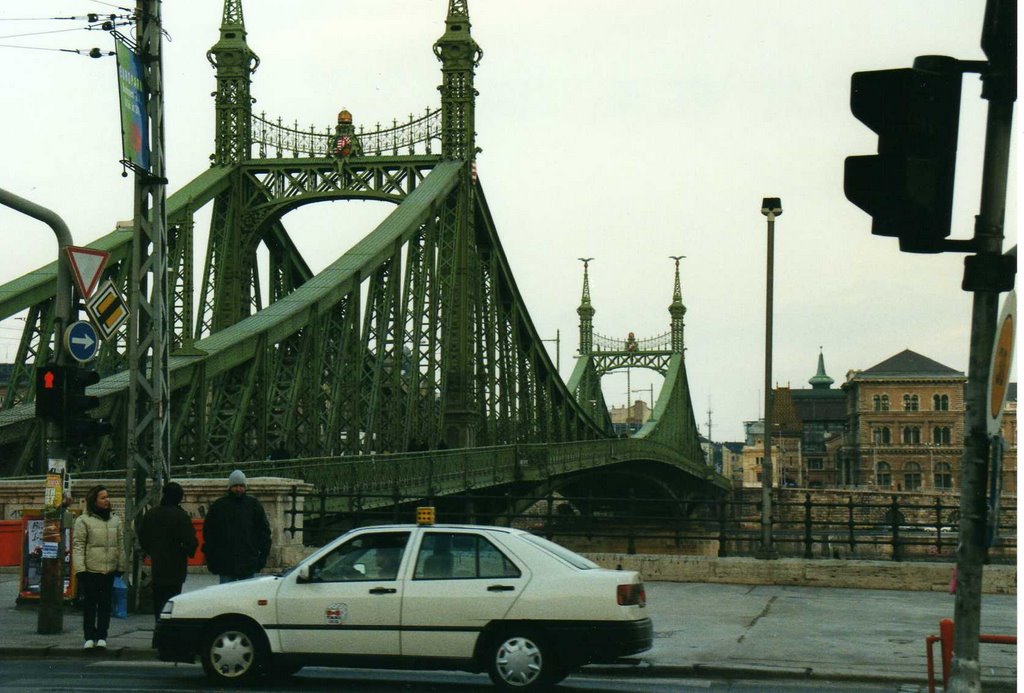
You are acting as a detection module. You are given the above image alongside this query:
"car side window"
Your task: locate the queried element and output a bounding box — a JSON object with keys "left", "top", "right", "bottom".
{"left": 414, "top": 532, "right": 521, "bottom": 580}
{"left": 310, "top": 531, "right": 410, "bottom": 582}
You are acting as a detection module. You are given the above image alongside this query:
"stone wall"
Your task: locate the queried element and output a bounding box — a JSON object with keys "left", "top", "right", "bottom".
{"left": 591, "top": 553, "right": 1016, "bottom": 595}
{"left": 0, "top": 477, "right": 312, "bottom": 569}
{"left": 758, "top": 488, "right": 1019, "bottom": 528}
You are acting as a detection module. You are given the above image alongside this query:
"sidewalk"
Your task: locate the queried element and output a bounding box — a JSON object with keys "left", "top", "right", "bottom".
{"left": 0, "top": 570, "right": 1016, "bottom": 688}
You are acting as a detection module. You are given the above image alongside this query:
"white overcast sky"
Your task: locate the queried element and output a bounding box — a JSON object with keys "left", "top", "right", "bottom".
{"left": 0, "top": 0, "right": 1016, "bottom": 442}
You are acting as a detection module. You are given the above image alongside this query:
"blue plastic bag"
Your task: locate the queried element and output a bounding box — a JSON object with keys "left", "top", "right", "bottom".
{"left": 112, "top": 575, "right": 128, "bottom": 619}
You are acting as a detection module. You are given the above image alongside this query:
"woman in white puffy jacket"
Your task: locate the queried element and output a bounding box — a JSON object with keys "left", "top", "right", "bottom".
{"left": 72, "top": 485, "right": 126, "bottom": 650}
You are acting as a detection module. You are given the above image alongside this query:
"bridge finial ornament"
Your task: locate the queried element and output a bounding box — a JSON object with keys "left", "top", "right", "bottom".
{"left": 577, "top": 258, "right": 595, "bottom": 355}
{"left": 668, "top": 256, "right": 686, "bottom": 353}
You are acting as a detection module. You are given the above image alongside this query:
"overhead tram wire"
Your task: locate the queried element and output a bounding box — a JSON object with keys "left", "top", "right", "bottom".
{"left": 0, "top": 13, "right": 131, "bottom": 57}
{"left": 0, "top": 43, "right": 114, "bottom": 58}
{"left": 0, "top": 19, "right": 133, "bottom": 41}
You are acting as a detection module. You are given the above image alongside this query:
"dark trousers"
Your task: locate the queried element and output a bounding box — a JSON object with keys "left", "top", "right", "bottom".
{"left": 79, "top": 572, "right": 115, "bottom": 641}
{"left": 151, "top": 583, "right": 183, "bottom": 619}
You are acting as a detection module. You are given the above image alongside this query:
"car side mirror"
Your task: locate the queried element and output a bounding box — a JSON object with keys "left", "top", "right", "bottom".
{"left": 297, "top": 565, "right": 311, "bottom": 583}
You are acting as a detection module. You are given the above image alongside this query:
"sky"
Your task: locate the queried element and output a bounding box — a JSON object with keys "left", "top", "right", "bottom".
{"left": 0, "top": 0, "right": 1016, "bottom": 442}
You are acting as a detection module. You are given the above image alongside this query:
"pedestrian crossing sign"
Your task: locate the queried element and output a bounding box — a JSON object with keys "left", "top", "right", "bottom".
{"left": 84, "top": 280, "right": 130, "bottom": 341}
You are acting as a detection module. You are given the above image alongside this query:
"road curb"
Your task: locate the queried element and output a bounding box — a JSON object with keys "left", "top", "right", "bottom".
{"left": 585, "top": 661, "right": 1017, "bottom": 690}
{"left": 0, "top": 646, "right": 159, "bottom": 661}
{"left": 1, "top": 646, "right": 1018, "bottom": 690}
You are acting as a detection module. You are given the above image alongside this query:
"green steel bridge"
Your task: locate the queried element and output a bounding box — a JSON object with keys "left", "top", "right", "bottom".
{"left": 0, "top": 1, "right": 728, "bottom": 515}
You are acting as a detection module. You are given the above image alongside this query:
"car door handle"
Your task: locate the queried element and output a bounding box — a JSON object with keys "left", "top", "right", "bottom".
{"left": 487, "top": 584, "right": 515, "bottom": 592}
{"left": 368, "top": 587, "right": 397, "bottom": 594}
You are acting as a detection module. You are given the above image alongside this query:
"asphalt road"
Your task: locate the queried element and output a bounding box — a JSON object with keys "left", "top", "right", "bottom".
{"left": 0, "top": 659, "right": 942, "bottom": 693}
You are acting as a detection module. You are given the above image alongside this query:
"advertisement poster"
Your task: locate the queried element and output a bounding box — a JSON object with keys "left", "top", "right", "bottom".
{"left": 18, "top": 510, "right": 77, "bottom": 603}
{"left": 115, "top": 37, "right": 149, "bottom": 171}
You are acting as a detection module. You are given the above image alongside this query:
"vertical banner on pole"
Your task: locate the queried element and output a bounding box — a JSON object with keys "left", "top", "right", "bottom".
{"left": 115, "top": 37, "right": 150, "bottom": 171}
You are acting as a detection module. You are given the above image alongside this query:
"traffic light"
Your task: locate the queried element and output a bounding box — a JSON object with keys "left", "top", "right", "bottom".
{"left": 35, "top": 364, "right": 66, "bottom": 422}
{"left": 64, "top": 366, "right": 113, "bottom": 444}
{"left": 844, "top": 56, "right": 964, "bottom": 253}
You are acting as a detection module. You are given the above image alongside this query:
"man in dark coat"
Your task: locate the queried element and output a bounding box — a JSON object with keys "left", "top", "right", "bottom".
{"left": 139, "top": 482, "right": 198, "bottom": 621}
{"left": 202, "top": 470, "right": 272, "bottom": 583}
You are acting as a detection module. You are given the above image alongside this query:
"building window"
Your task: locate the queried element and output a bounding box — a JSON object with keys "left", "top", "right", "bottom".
{"left": 902, "top": 426, "right": 921, "bottom": 445}
{"left": 932, "top": 427, "right": 951, "bottom": 445}
{"left": 807, "top": 458, "right": 824, "bottom": 471}
{"left": 904, "top": 462, "right": 922, "bottom": 491}
{"left": 933, "top": 394, "right": 950, "bottom": 411}
{"left": 880, "top": 395, "right": 889, "bottom": 411}
{"left": 903, "top": 394, "right": 920, "bottom": 411}
{"left": 934, "top": 462, "right": 953, "bottom": 489}
{"left": 873, "top": 427, "right": 891, "bottom": 445}
{"left": 876, "top": 461, "right": 892, "bottom": 489}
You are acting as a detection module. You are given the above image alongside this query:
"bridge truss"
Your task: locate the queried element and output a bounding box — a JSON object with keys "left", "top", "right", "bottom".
{"left": 0, "top": 0, "right": 727, "bottom": 504}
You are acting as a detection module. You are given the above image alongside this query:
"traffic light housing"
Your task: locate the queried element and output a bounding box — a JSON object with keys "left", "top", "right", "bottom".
{"left": 844, "top": 56, "right": 964, "bottom": 253}
{"left": 35, "top": 364, "right": 66, "bottom": 422}
{"left": 64, "top": 366, "right": 113, "bottom": 445}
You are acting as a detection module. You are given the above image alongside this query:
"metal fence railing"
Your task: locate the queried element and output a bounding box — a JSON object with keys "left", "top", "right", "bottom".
{"left": 283, "top": 489, "right": 1016, "bottom": 564}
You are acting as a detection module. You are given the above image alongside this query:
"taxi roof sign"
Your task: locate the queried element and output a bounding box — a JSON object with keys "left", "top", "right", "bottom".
{"left": 416, "top": 507, "right": 436, "bottom": 525}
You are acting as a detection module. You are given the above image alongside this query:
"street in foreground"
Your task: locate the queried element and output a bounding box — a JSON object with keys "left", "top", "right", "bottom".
{"left": 0, "top": 659, "right": 973, "bottom": 693}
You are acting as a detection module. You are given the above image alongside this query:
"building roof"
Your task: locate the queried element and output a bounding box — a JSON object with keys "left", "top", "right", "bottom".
{"left": 856, "top": 349, "right": 964, "bottom": 379}
{"left": 791, "top": 390, "right": 847, "bottom": 421}
{"left": 808, "top": 350, "right": 835, "bottom": 389}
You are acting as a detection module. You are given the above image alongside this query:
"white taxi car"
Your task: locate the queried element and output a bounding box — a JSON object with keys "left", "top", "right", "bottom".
{"left": 156, "top": 521, "right": 652, "bottom": 690}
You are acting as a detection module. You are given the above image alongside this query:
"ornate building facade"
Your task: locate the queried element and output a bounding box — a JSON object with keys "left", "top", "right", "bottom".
{"left": 733, "top": 349, "right": 1016, "bottom": 494}
{"left": 836, "top": 349, "right": 1018, "bottom": 493}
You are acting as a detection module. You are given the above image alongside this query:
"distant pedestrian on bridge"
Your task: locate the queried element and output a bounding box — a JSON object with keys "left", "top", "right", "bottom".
{"left": 139, "top": 482, "right": 198, "bottom": 628}
{"left": 202, "top": 470, "right": 272, "bottom": 584}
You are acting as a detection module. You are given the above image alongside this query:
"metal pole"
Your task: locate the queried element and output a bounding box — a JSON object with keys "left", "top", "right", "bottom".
{"left": 125, "top": 0, "right": 171, "bottom": 612}
{"left": 948, "top": 60, "right": 1014, "bottom": 693}
{"left": 0, "top": 187, "right": 74, "bottom": 633}
{"left": 759, "top": 198, "right": 782, "bottom": 559}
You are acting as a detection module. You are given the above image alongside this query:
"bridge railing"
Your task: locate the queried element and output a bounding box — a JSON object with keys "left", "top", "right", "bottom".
{"left": 286, "top": 487, "right": 1016, "bottom": 564}
{"left": 251, "top": 108, "right": 442, "bottom": 158}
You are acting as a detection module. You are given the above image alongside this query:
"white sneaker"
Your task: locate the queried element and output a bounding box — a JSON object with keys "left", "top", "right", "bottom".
{"left": 83, "top": 640, "right": 95, "bottom": 649}
{"left": 96, "top": 639, "right": 107, "bottom": 649}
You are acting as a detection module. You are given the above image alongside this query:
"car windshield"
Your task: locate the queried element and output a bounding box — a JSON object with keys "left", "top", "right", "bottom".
{"left": 518, "top": 533, "right": 598, "bottom": 570}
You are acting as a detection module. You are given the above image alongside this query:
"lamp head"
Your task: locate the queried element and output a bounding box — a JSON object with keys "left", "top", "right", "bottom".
{"left": 761, "top": 197, "right": 783, "bottom": 217}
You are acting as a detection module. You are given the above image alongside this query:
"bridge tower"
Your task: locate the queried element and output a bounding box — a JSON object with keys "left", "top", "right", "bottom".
{"left": 208, "top": 0, "right": 259, "bottom": 165}
{"left": 200, "top": 0, "right": 261, "bottom": 335}
{"left": 567, "top": 258, "right": 703, "bottom": 463}
{"left": 434, "top": 0, "right": 483, "bottom": 448}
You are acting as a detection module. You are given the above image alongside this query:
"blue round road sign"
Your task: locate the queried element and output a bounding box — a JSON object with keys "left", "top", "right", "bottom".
{"left": 65, "top": 320, "right": 99, "bottom": 363}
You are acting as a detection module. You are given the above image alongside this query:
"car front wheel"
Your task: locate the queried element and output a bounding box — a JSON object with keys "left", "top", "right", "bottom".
{"left": 201, "top": 619, "right": 265, "bottom": 685}
{"left": 486, "top": 629, "right": 561, "bottom": 690}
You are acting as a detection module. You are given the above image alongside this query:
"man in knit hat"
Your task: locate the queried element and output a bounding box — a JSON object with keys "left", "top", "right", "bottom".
{"left": 202, "top": 470, "right": 272, "bottom": 583}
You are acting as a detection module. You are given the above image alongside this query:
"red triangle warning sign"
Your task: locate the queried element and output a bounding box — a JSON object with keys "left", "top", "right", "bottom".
{"left": 66, "top": 246, "right": 110, "bottom": 300}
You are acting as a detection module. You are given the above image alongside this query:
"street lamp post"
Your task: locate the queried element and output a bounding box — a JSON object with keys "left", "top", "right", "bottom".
{"left": 541, "top": 329, "right": 561, "bottom": 374}
{"left": 0, "top": 187, "right": 74, "bottom": 633}
{"left": 759, "top": 197, "right": 782, "bottom": 559}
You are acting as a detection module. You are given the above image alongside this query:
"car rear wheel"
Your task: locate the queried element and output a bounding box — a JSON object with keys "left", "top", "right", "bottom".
{"left": 201, "top": 619, "right": 265, "bottom": 685}
{"left": 486, "top": 629, "right": 560, "bottom": 690}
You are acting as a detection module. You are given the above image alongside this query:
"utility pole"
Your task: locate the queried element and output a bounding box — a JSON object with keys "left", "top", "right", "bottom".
{"left": 0, "top": 188, "right": 74, "bottom": 634}
{"left": 124, "top": 0, "right": 171, "bottom": 609}
{"left": 948, "top": 2, "right": 1016, "bottom": 690}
